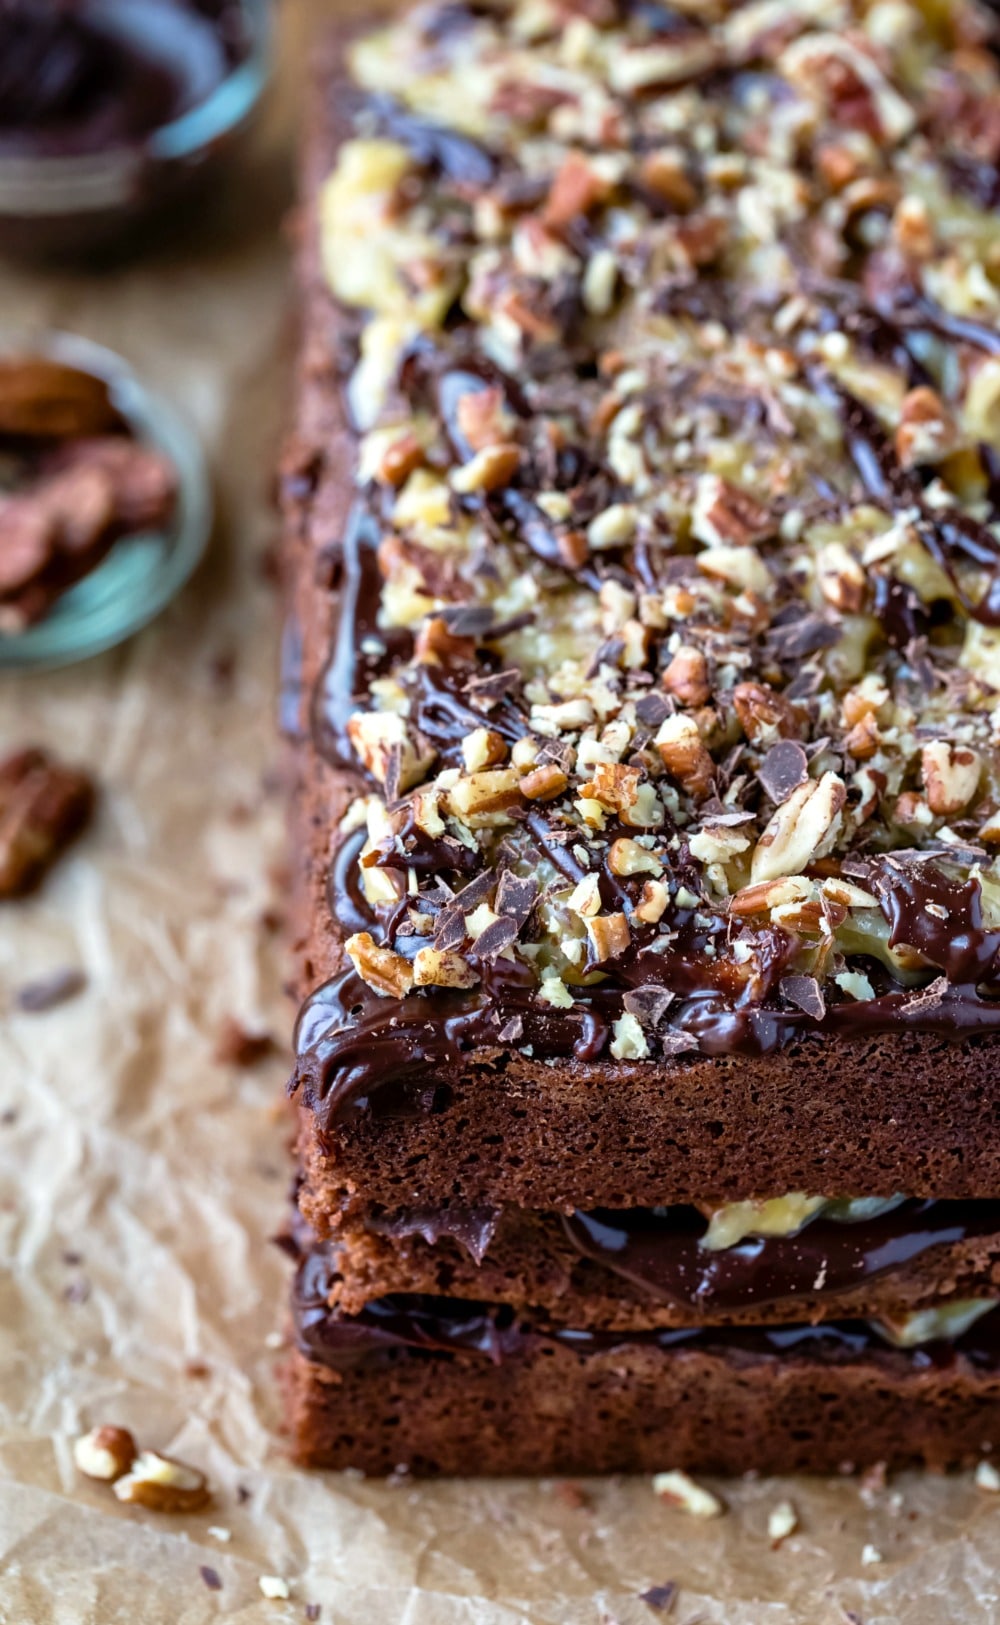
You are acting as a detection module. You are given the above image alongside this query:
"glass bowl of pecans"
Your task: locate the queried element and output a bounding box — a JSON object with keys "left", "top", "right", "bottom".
{"left": 0, "top": 330, "right": 212, "bottom": 669}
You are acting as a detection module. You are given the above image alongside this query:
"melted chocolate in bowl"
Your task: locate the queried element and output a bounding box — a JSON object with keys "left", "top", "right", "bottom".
{"left": 0, "top": 0, "right": 242, "bottom": 158}
{"left": 0, "top": 0, "right": 262, "bottom": 258}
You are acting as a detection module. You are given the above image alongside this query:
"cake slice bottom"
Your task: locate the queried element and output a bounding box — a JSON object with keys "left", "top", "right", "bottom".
{"left": 287, "top": 1258, "right": 1000, "bottom": 1476}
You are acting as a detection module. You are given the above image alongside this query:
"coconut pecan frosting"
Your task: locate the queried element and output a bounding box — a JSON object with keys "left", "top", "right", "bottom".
{"left": 293, "top": 0, "right": 1000, "bottom": 1109}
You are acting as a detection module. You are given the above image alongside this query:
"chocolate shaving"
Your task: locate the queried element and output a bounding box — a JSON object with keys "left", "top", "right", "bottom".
{"left": 780, "top": 974, "right": 826, "bottom": 1021}
{"left": 496, "top": 1014, "right": 524, "bottom": 1043}
{"left": 764, "top": 612, "right": 840, "bottom": 663}
{"left": 15, "top": 966, "right": 86, "bottom": 1012}
{"left": 464, "top": 669, "right": 522, "bottom": 706}
{"left": 382, "top": 741, "right": 403, "bottom": 806}
{"left": 658, "top": 1027, "right": 701, "bottom": 1055}
{"left": 623, "top": 985, "right": 675, "bottom": 1027}
{"left": 474, "top": 917, "right": 520, "bottom": 958}
{"left": 435, "top": 871, "right": 496, "bottom": 947}
{"left": 638, "top": 1583, "right": 678, "bottom": 1615}
{"left": 440, "top": 603, "right": 498, "bottom": 637}
{"left": 369, "top": 93, "right": 497, "bottom": 188}
{"left": 757, "top": 740, "right": 808, "bottom": 804}
{"left": 634, "top": 692, "right": 674, "bottom": 728}
{"left": 495, "top": 869, "right": 538, "bottom": 924}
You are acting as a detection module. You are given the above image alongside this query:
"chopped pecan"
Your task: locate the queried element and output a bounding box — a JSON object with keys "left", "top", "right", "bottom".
{"left": 640, "top": 149, "right": 697, "bottom": 212}
{"left": 345, "top": 932, "right": 415, "bottom": 998}
{"left": 451, "top": 443, "right": 521, "bottom": 493}
{"left": 662, "top": 645, "right": 710, "bottom": 707}
{"left": 585, "top": 910, "right": 631, "bottom": 962}
{"left": 543, "top": 151, "right": 614, "bottom": 228}
{"left": 655, "top": 715, "right": 714, "bottom": 800}
{"left": 817, "top": 541, "right": 866, "bottom": 613}
{"left": 894, "top": 387, "right": 957, "bottom": 469}
{"left": 446, "top": 767, "right": 523, "bottom": 824}
{"left": 74, "top": 1426, "right": 137, "bottom": 1482}
{"left": 0, "top": 747, "right": 94, "bottom": 898}
{"left": 519, "top": 763, "right": 569, "bottom": 800}
{"left": 378, "top": 431, "right": 424, "bottom": 487}
{"left": 579, "top": 761, "right": 641, "bottom": 815}
{"left": 843, "top": 712, "right": 881, "bottom": 759}
{"left": 691, "top": 475, "right": 776, "bottom": 548}
{"left": 731, "top": 682, "right": 798, "bottom": 744}
{"left": 921, "top": 741, "right": 981, "bottom": 815}
{"left": 113, "top": 1451, "right": 211, "bottom": 1514}
{"left": 413, "top": 947, "right": 480, "bottom": 988}
{"left": 635, "top": 878, "right": 669, "bottom": 923}
{"left": 461, "top": 728, "right": 508, "bottom": 772}
{"left": 608, "top": 837, "right": 663, "bottom": 877}
{"left": 750, "top": 772, "right": 847, "bottom": 885}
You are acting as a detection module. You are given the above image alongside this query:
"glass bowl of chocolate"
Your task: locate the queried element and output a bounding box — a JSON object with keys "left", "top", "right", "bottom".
{"left": 0, "top": 0, "right": 271, "bottom": 259}
{"left": 0, "top": 331, "right": 211, "bottom": 668}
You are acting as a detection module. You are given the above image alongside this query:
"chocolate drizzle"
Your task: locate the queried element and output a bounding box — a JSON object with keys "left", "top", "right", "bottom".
{"left": 312, "top": 505, "right": 410, "bottom": 769}
{"left": 563, "top": 1201, "right": 1000, "bottom": 1311}
{"left": 809, "top": 366, "right": 1000, "bottom": 627}
{"left": 368, "top": 1204, "right": 501, "bottom": 1264}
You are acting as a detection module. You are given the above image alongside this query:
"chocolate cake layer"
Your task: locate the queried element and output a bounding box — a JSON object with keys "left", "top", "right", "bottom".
{"left": 309, "top": 1198, "right": 1000, "bottom": 1331}
{"left": 286, "top": 1268, "right": 1000, "bottom": 1475}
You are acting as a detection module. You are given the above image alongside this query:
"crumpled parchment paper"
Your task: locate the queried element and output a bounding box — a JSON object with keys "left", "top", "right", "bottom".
{"left": 2, "top": 6, "right": 1000, "bottom": 1622}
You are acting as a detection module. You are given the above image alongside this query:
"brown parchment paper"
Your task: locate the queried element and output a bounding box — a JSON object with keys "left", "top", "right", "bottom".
{"left": 3, "top": 7, "right": 1000, "bottom": 1622}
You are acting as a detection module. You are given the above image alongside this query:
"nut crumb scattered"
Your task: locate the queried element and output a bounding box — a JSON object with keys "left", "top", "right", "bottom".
{"left": 860, "top": 1544, "right": 883, "bottom": 1566}
{"left": 767, "top": 1500, "right": 798, "bottom": 1547}
{"left": 73, "top": 1425, "right": 136, "bottom": 1482}
{"left": 113, "top": 1449, "right": 210, "bottom": 1513}
{"left": 208, "top": 1525, "right": 232, "bottom": 1542}
{"left": 975, "top": 1460, "right": 1000, "bottom": 1492}
{"left": 652, "top": 1470, "right": 724, "bottom": 1518}
{"left": 259, "top": 1576, "right": 291, "bottom": 1601}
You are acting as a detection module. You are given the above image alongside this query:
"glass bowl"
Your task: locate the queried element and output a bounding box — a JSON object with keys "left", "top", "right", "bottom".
{"left": 0, "top": 0, "right": 273, "bottom": 260}
{"left": 0, "top": 331, "right": 212, "bottom": 670}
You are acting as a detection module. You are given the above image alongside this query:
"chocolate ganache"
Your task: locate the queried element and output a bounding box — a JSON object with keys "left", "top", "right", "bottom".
{"left": 562, "top": 1201, "right": 1000, "bottom": 1312}
{"left": 292, "top": 1241, "right": 1000, "bottom": 1375}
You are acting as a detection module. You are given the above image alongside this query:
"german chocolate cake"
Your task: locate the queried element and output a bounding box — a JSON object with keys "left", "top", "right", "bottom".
{"left": 280, "top": 0, "right": 1000, "bottom": 1474}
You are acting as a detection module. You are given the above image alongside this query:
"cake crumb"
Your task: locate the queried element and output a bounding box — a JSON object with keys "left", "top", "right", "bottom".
{"left": 975, "top": 1460, "right": 1000, "bottom": 1492}
{"left": 860, "top": 1544, "right": 883, "bottom": 1566}
{"left": 652, "top": 1470, "right": 724, "bottom": 1518}
{"left": 207, "top": 1525, "right": 232, "bottom": 1542}
{"left": 259, "top": 1576, "right": 291, "bottom": 1600}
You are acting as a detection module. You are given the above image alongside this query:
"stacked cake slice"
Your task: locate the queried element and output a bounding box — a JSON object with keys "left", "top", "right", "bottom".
{"left": 280, "top": 0, "right": 1000, "bottom": 1474}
